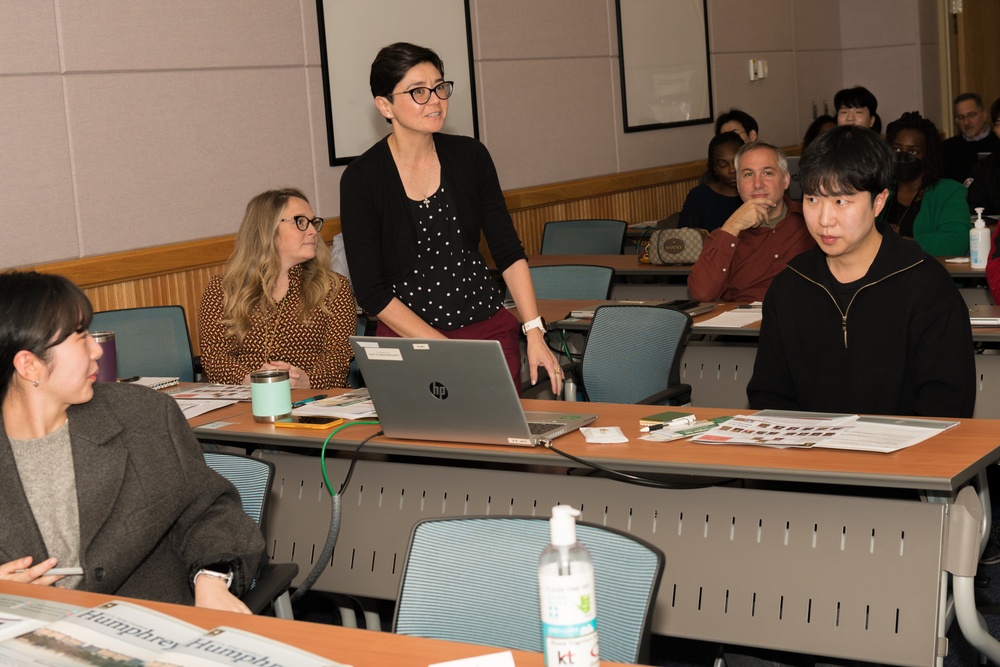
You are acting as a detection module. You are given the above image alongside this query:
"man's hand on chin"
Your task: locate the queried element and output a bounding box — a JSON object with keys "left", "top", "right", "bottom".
{"left": 722, "top": 198, "right": 776, "bottom": 237}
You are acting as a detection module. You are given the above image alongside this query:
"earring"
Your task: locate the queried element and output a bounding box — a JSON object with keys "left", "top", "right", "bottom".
{"left": 33, "top": 380, "right": 39, "bottom": 387}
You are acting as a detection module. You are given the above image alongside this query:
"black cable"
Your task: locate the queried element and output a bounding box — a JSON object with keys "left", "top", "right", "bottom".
{"left": 541, "top": 441, "right": 735, "bottom": 489}
{"left": 290, "top": 422, "right": 381, "bottom": 603}
{"left": 339, "top": 430, "right": 384, "bottom": 495}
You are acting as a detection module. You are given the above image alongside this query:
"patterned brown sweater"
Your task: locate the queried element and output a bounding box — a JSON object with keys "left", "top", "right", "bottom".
{"left": 199, "top": 266, "right": 355, "bottom": 389}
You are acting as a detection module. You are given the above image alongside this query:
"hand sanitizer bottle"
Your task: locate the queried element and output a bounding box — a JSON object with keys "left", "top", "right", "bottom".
{"left": 971, "top": 207, "right": 990, "bottom": 270}
{"left": 538, "top": 505, "right": 599, "bottom": 667}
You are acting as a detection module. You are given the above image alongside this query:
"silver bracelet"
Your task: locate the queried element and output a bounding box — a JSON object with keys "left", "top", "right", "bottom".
{"left": 193, "top": 568, "right": 234, "bottom": 589}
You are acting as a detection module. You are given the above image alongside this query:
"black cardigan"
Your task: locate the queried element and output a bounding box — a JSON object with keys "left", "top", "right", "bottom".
{"left": 340, "top": 133, "right": 526, "bottom": 316}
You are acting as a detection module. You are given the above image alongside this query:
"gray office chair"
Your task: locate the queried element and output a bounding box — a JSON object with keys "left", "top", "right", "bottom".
{"left": 516, "top": 265, "right": 614, "bottom": 300}
{"left": 574, "top": 304, "right": 692, "bottom": 404}
{"left": 346, "top": 314, "right": 375, "bottom": 389}
{"left": 393, "top": 515, "right": 663, "bottom": 664}
{"left": 540, "top": 219, "right": 627, "bottom": 255}
{"left": 203, "top": 452, "right": 298, "bottom": 619}
{"left": 91, "top": 306, "right": 196, "bottom": 381}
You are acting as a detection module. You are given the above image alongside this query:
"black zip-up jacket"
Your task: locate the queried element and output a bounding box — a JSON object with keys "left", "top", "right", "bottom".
{"left": 747, "top": 223, "right": 975, "bottom": 418}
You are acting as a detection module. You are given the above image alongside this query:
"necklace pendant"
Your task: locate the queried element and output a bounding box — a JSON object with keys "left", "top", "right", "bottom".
{"left": 422, "top": 197, "right": 430, "bottom": 206}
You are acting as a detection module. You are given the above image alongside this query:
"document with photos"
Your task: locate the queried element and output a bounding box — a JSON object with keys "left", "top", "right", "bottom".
{"left": 0, "top": 600, "right": 204, "bottom": 664}
{"left": 692, "top": 412, "right": 957, "bottom": 453}
{"left": 0, "top": 593, "right": 81, "bottom": 642}
{"left": 0, "top": 598, "right": 350, "bottom": 666}
{"left": 692, "top": 414, "right": 855, "bottom": 448}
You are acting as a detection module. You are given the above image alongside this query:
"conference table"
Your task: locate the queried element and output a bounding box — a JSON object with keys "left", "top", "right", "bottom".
{"left": 189, "top": 392, "right": 1000, "bottom": 667}
{"left": 0, "top": 581, "right": 634, "bottom": 667}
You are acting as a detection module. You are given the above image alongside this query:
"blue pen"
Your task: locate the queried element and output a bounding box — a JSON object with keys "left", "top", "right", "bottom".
{"left": 292, "top": 394, "right": 327, "bottom": 408}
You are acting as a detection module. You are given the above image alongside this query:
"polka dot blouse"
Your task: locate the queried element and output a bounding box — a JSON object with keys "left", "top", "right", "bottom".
{"left": 392, "top": 182, "right": 503, "bottom": 330}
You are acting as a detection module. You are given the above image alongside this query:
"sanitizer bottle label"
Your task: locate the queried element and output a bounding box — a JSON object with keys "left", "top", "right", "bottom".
{"left": 539, "top": 568, "right": 599, "bottom": 666}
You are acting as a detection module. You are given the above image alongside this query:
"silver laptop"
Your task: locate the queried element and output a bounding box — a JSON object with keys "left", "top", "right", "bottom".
{"left": 350, "top": 337, "right": 596, "bottom": 446}
{"left": 970, "top": 305, "right": 1000, "bottom": 326}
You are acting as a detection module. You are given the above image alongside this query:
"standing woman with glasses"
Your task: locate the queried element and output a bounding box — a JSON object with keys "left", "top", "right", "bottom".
{"left": 199, "top": 188, "right": 356, "bottom": 388}
{"left": 341, "top": 42, "right": 562, "bottom": 394}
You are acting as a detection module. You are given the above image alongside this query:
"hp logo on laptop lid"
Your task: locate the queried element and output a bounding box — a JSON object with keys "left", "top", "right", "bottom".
{"left": 429, "top": 382, "right": 449, "bottom": 400}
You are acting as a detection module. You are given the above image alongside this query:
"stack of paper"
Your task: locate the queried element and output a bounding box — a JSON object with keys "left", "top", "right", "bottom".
{"left": 293, "top": 389, "right": 378, "bottom": 420}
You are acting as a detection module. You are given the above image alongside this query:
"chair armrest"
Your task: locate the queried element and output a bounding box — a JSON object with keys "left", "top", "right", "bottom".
{"left": 241, "top": 562, "right": 298, "bottom": 615}
{"left": 637, "top": 384, "right": 692, "bottom": 406}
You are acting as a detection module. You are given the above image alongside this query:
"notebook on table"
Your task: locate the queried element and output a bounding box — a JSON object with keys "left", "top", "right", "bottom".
{"left": 350, "top": 336, "right": 597, "bottom": 446}
{"left": 970, "top": 305, "right": 1000, "bottom": 326}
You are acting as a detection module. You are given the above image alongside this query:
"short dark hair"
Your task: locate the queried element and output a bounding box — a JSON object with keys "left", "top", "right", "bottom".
{"left": 802, "top": 114, "right": 836, "bottom": 150}
{"left": 834, "top": 86, "right": 878, "bottom": 115}
{"left": 992, "top": 98, "right": 1000, "bottom": 125}
{"left": 798, "top": 125, "right": 894, "bottom": 201}
{"left": 714, "top": 108, "right": 758, "bottom": 137}
{"left": 370, "top": 43, "right": 445, "bottom": 124}
{"left": 0, "top": 271, "right": 93, "bottom": 403}
{"left": 884, "top": 111, "right": 944, "bottom": 188}
{"left": 706, "top": 131, "right": 744, "bottom": 180}
{"left": 954, "top": 92, "right": 984, "bottom": 109}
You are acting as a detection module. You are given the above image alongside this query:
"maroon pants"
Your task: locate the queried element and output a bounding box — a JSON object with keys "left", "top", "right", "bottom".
{"left": 375, "top": 308, "right": 522, "bottom": 393}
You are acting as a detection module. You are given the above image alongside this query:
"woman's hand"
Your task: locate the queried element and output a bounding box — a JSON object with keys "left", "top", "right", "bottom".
{"left": 262, "top": 361, "right": 311, "bottom": 388}
{"left": 525, "top": 330, "right": 564, "bottom": 396}
{"left": 0, "top": 556, "right": 66, "bottom": 586}
{"left": 194, "top": 575, "right": 252, "bottom": 615}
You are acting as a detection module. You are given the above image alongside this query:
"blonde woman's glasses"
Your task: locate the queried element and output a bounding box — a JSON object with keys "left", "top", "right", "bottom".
{"left": 281, "top": 216, "right": 324, "bottom": 232}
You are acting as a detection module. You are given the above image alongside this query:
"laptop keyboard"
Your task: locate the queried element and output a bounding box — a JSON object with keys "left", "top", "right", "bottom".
{"left": 528, "top": 422, "right": 557, "bottom": 435}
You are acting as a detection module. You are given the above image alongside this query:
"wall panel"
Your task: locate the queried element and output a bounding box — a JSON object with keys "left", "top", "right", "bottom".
{"left": 66, "top": 69, "right": 316, "bottom": 256}
{"left": 0, "top": 76, "right": 78, "bottom": 267}
{"left": 57, "top": 1, "right": 306, "bottom": 71}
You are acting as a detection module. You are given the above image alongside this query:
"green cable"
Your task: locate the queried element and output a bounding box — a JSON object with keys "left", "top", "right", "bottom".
{"left": 560, "top": 329, "right": 573, "bottom": 361}
{"left": 319, "top": 421, "right": 380, "bottom": 497}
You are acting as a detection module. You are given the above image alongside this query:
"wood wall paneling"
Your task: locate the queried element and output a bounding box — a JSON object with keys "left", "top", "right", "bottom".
{"left": 19, "top": 161, "right": 708, "bottom": 354}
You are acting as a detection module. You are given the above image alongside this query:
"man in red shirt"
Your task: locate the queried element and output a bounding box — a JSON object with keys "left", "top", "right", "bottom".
{"left": 687, "top": 142, "right": 814, "bottom": 302}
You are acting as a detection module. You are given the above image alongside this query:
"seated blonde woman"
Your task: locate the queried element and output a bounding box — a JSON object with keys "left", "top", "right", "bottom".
{"left": 200, "top": 188, "right": 356, "bottom": 389}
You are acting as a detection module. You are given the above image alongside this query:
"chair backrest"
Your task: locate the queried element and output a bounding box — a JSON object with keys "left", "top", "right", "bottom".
{"left": 540, "top": 219, "right": 627, "bottom": 255}
{"left": 581, "top": 305, "right": 691, "bottom": 404}
{"left": 347, "top": 315, "right": 374, "bottom": 389}
{"left": 393, "top": 515, "right": 663, "bottom": 664}
{"left": 90, "top": 306, "right": 195, "bottom": 381}
{"left": 528, "top": 265, "right": 614, "bottom": 300}
{"left": 203, "top": 452, "right": 274, "bottom": 532}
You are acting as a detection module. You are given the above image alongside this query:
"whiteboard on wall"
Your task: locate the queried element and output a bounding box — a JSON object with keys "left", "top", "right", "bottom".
{"left": 616, "top": 0, "right": 713, "bottom": 132}
{"left": 317, "top": 0, "right": 478, "bottom": 165}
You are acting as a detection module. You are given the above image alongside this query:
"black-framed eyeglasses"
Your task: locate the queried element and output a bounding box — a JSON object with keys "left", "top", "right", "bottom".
{"left": 280, "top": 216, "right": 324, "bottom": 232}
{"left": 388, "top": 81, "right": 454, "bottom": 105}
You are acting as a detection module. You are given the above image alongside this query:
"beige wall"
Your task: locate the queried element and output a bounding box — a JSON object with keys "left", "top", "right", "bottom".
{"left": 1, "top": 0, "right": 940, "bottom": 268}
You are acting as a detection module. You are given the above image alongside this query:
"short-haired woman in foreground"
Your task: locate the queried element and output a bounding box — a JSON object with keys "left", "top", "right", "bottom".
{"left": 0, "top": 271, "right": 264, "bottom": 612}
